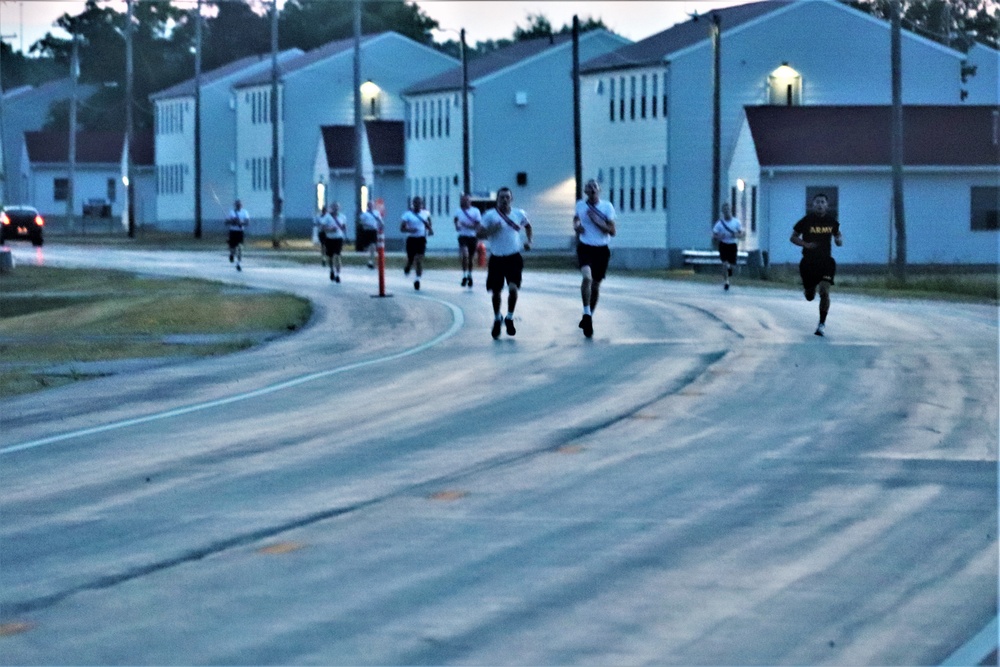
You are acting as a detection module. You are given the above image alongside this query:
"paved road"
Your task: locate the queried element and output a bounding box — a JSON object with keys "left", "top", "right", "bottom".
{"left": 1, "top": 246, "right": 997, "bottom": 665}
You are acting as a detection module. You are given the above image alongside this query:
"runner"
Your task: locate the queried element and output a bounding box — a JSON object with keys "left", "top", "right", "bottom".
{"left": 790, "top": 193, "right": 843, "bottom": 336}
{"left": 477, "top": 187, "right": 532, "bottom": 339}
{"left": 226, "top": 199, "right": 250, "bottom": 272}
{"left": 400, "top": 196, "right": 433, "bottom": 291}
{"left": 358, "top": 200, "right": 383, "bottom": 269}
{"left": 712, "top": 203, "right": 745, "bottom": 291}
{"left": 573, "top": 179, "right": 616, "bottom": 338}
{"left": 321, "top": 202, "right": 348, "bottom": 283}
{"left": 453, "top": 193, "right": 482, "bottom": 287}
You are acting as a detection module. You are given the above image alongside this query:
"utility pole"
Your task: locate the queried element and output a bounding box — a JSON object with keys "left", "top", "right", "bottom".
{"left": 193, "top": 0, "right": 202, "bottom": 239}
{"left": 710, "top": 12, "right": 721, "bottom": 229}
{"left": 0, "top": 33, "right": 16, "bottom": 205}
{"left": 460, "top": 27, "right": 470, "bottom": 195}
{"left": 891, "top": 0, "right": 907, "bottom": 279}
{"left": 67, "top": 34, "right": 79, "bottom": 231}
{"left": 353, "top": 0, "right": 363, "bottom": 224}
{"left": 125, "top": 0, "right": 135, "bottom": 237}
{"left": 572, "top": 16, "right": 582, "bottom": 201}
{"left": 270, "top": 0, "right": 281, "bottom": 248}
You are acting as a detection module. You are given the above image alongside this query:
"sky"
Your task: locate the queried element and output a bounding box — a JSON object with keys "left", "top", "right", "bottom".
{"left": 0, "top": 0, "right": 747, "bottom": 54}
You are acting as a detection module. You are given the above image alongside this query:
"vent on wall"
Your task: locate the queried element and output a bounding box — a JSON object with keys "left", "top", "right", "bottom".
{"left": 516, "top": 172, "right": 527, "bottom": 186}
{"left": 515, "top": 91, "right": 528, "bottom": 106}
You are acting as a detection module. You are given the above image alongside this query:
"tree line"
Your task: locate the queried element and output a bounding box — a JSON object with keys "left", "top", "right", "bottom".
{"left": 0, "top": 0, "right": 995, "bottom": 134}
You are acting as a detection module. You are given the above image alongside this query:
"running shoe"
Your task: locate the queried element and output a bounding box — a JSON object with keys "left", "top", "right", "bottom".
{"left": 404, "top": 265, "right": 411, "bottom": 276}
{"left": 461, "top": 276, "right": 468, "bottom": 287}
{"left": 579, "top": 314, "right": 593, "bottom": 338}
{"left": 492, "top": 319, "right": 502, "bottom": 339}
{"left": 505, "top": 317, "right": 516, "bottom": 336}
{"left": 236, "top": 263, "right": 242, "bottom": 272}
{"left": 330, "top": 271, "right": 336, "bottom": 281}
{"left": 815, "top": 322, "right": 826, "bottom": 337}
{"left": 724, "top": 282, "right": 730, "bottom": 291}
{"left": 335, "top": 274, "right": 341, "bottom": 283}
{"left": 229, "top": 253, "right": 234, "bottom": 263}
{"left": 368, "top": 262, "right": 374, "bottom": 269}
{"left": 414, "top": 280, "right": 420, "bottom": 290}
{"left": 467, "top": 276, "right": 473, "bottom": 288}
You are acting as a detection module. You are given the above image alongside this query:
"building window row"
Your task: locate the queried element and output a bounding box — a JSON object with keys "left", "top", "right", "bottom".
{"left": 606, "top": 73, "right": 666, "bottom": 123}
{"left": 248, "top": 90, "right": 274, "bottom": 125}
{"left": 156, "top": 101, "right": 187, "bottom": 135}
{"left": 157, "top": 163, "right": 187, "bottom": 195}
{"left": 407, "top": 175, "right": 453, "bottom": 217}
{"left": 248, "top": 156, "right": 277, "bottom": 191}
{"left": 599, "top": 164, "right": 667, "bottom": 212}
{"left": 406, "top": 96, "right": 455, "bottom": 141}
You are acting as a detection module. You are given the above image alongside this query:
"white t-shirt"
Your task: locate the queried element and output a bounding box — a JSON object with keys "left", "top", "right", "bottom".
{"left": 481, "top": 207, "right": 529, "bottom": 257}
{"left": 227, "top": 208, "right": 250, "bottom": 231}
{"left": 453, "top": 206, "right": 482, "bottom": 238}
{"left": 321, "top": 213, "right": 347, "bottom": 239}
{"left": 575, "top": 199, "right": 615, "bottom": 246}
{"left": 713, "top": 217, "right": 743, "bottom": 245}
{"left": 401, "top": 210, "right": 432, "bottom": 237}
{"left": 359, "top": 210, "right": 382, "bottom": 231}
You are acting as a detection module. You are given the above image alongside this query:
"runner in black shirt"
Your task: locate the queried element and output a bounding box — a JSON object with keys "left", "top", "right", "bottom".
{"left": 790, "top": 193, "right": 843, "bottom": 336}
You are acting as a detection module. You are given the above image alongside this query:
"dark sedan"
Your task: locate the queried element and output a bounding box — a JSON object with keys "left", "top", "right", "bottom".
{"left": 1, "top": 205, "right": 44, "bottom": 246}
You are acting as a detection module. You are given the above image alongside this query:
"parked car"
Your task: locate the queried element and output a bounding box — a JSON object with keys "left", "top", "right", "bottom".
{"left": 0, "top": 205, "right": 44, "bottom": 246}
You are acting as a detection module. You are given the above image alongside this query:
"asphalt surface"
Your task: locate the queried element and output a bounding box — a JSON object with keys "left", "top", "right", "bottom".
{"left": 1, "top": 245, "right": 997, "bottom": 665}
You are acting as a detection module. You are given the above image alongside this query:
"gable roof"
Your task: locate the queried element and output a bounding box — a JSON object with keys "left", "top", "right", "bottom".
{"left": 24, "top": 131, "right": 155, "bottom": 167}
{"left": 150, "top": 50, "right": 303, "bottom": 101}
{"left": 405, "top": 32, "right": 577, "bottom": 95}
{"left": 744, "top": 105, "right": 1000, "bottom": 167}
{"left": 581, "top": 1, "right": 786, "bottom": 74}
{"left": 320, "top": 120, "right": 404, "bottom": 169}
{"left": 234, "top": 34, "right": 384, "bottom": 89}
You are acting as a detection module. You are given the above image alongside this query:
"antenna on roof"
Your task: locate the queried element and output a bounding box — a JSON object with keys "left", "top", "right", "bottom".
{"left": 689, "top": 10, "right": 699, "bottom": 21}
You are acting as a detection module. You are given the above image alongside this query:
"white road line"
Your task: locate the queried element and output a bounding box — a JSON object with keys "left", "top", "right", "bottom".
{"left": 940, "top": 617, "right": 998, "bottom": 666}
{"left": 0, "top": 296, "right": 464, "bottom": 456}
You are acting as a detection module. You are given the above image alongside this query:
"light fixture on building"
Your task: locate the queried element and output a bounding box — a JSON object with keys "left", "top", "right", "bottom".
{"left": 360, "top": 80, "right": 380, "bottom": 97}
{"left": 737, "top": 178, "right": 745, "bottom": 192}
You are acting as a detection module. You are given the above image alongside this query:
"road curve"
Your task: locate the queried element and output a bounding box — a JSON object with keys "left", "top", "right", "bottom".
{"left": 1, "top": 245, "right": 996, "bottom": 665}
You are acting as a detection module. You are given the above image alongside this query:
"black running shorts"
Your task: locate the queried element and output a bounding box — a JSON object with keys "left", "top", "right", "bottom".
{"left": 357, "top": 228, "right": 377, "bottom": 251}
{"left": 577, "top": 242, "right": 611, "bottom": 282}
{"left": 227, "top": 229, "right": 245, "bottom": 249}
{"left": 799, "top": 255, "right": 836, "bottom": 292}
{"left": 718, "top": 242, "right": 738, "bottom": 265}
{"left": 458, "top": 236, "right": 478, "bottom": 257}
{"left": 406, "top": 236, "right": 427, "bottom": 262}
{"left": 323, "top": 236, "right": 344, "bottom": 256}
{"left": 486, "top": 253, "right": 524, "bottom": 292}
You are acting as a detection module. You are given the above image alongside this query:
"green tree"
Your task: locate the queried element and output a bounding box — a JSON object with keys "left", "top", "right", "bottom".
{"left": 279, "top": 0, "right": 439, "bottom": 52}
{"left": 844, "top": 0, "right": 999, "bottom": 49}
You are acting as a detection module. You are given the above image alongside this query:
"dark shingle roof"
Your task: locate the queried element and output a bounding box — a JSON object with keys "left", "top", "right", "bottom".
{"left": 405, "top": 33, "right": 575, "bottom": 95}
{"left": 235, "top": 34, "right": 383, "bottom": 89}
{"left": 321, "top": 120, "right": 404, "bottom": 169}
{"left": 150, "top": 50, "right": 302, "bottom": 100}
{"left": 745, "top": 105, "right": 1000, "bottom": 167}
{"left": 24, "top": 131, "right": 155, "bottom": 166}
{"left": 580, "top": 1, "right": 788, "bottom": 74}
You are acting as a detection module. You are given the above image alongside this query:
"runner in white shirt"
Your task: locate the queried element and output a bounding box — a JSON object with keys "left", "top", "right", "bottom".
{"left": 358, "top": 200, "right": 383, "bottom": 269}
{"left": 476, "top": 187, "right": 533, "bottom": 339}
{"left": 400, "top": 196, "right": 433, "bottom": 290}
{"left": 226, "top": 199, "right": 250, "bottom": 272}
{"left": 572, "top": 179, "right": 616, "bottom": 338}
{"left": 320, "top": 202, "right": 348, "bottom": 283}
{"left": 712, "top": 202, "right": 745, "bottom": 291}
{"left": 453, "top": 193, "right": 482, "bottom": 288}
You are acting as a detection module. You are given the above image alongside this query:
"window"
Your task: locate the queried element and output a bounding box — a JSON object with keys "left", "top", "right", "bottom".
{"left": 641, "top": 75, "right": 647, "bottom": 119}
{"left": 609, "top": 78, "right": 615, "bottom": 122}
{"left": 651, "top": 74, "right": 658, "bottom": 118}
{"left": 413, "top": 102, "right": 420, "bottom": 140}
{"left": 971, "top": 186, "right": 1000, "bottom": 230}
{"left": 422, "top": 101, "right": 428, "bottom": 138}
{"left": 630, "top": 76, "right": 636, "bottom": 120}
{"left": 751, "top": 186, "right": 758, "bottom": 232}
{"left": 445, "top": 99, "right": 450, "bottom": 136}
{"left": 437, "top": 99, "right": 443, "bottom": 137}
{"left": 651, "top": 165, "right": 657, "bottom": 210}
{"left": 619, "top": 77, "right": 625, "bottom": 121}
{"left": 619, "top": 167, "right": 625, "bottom": 209}
{"left": 406, "top": 102, "right": 411, "bottom": 139}
{"left": 608, "top": 167, "right": 615, "bottom": 206}
{"left": 640, "top": 165, "right": 646, "bottom": 210}
{"left": 107, "top": 178, "right": 116, "bottom": 203}
{"left": 629, "top": 166, "right": 636, "bottom": 211}
{"left": 662, "top": 164, "right": 668, "bottom": 209}
{"left": 54, "top": 177, "right": 69, "bottom": 202}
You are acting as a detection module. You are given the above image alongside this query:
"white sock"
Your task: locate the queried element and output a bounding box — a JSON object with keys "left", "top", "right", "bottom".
{"left": 505, "top": 312, "right": 513, "bottom": 320}
{"left": 583, "top": 306, "right": 592, "bottom": 316}
{"left": 495, "top": 313, "right": 503, "bottom": 321}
